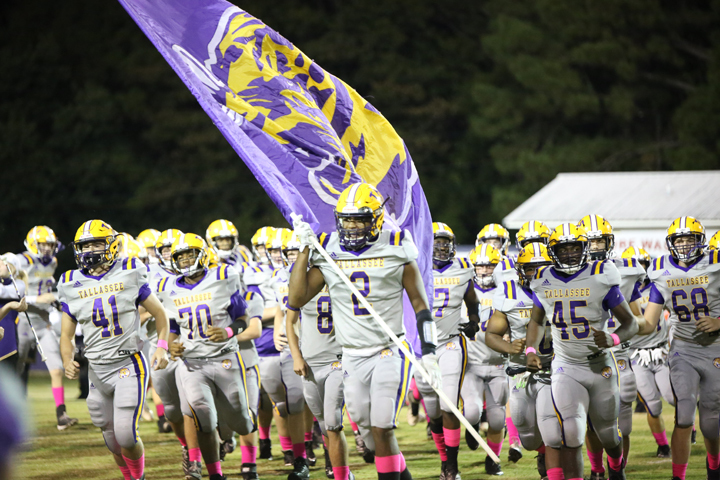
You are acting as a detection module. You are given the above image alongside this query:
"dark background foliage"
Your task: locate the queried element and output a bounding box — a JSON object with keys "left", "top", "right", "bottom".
{"left": 1, "top": 0, "right": 718, "bottom": 272}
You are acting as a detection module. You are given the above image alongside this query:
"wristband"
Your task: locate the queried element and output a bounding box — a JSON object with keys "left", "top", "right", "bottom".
{"left": 156, "top": 339, "right": 168, "bottom": 351}
{"left": 525, "top": 347, "right": 537, "bottom": 355}
{"left": 610, "top": 333, "right": 621, "bottom": 346}
{"left": 287, "top": 305, "right": 300, "bottom": 312}
{"left": 225, "top": 327, "right": 235, "bottom": 339}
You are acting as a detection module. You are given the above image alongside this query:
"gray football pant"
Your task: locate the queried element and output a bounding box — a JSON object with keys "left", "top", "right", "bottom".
{"left": 261, "top": 350, "right": 305, "bottom": 417}
{"left": 177, "top": 352, "right": 254, "bottom": 435}
{"left": 16, "top": 322, "right": 64, "bottom": 373}
{"left": 303, "top": 362, "right": 345, "bottom": 434}
{"left": 218, "top": 364, "right": 260, "bottom": 442}
{"left": 415, "top": 336, "right": 467, "bottom": 420}
{"left": 509, "top": 374, "right": 558, "bottom": 450}
{"left": 342, "top": 341, "right": 413, "bottom": 430}
{"left": 87, "top": 353, "right": 150, "bottom": 454}
{"left": 615, "top": 352, "right": 637, "bottom": 436}
{"left": 631, "top": 351, "right": 674, "bottom": 417}
{"left": 550, "top": 354, "right": 621, "bottom": 449}
{"left": 668, "top": 339, "right": 720, "bottom": 439}
{"left": 461, "top": 363, "right": 508, "bottom": 431}
{"left": 148, "top": 346, "right": 183, "bottom": 425}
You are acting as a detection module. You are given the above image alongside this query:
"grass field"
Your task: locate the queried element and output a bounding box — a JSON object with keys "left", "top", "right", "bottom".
{"left": 15, "top": 373, "right": 710, "bottom": 480}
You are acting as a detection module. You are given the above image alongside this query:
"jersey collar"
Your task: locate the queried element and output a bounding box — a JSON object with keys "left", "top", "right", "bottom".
{"left": 80, "top": 261, "right": 117, "bottom": 281}
{"left": 176, "top": 270, "right": 208, "bottom": 290}
{"left": 549, "top": 264, "right": 588, "bottom": 283}
{"left": 668, "top": 253, "right": 703, "bottom": 273}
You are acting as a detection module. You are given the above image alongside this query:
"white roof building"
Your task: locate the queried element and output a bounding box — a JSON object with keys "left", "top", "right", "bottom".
{"left": 502, "top": 171, "right": 720, "bottom": 256}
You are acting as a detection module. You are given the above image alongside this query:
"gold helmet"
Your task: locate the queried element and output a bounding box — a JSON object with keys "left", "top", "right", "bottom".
{"left": 266, "top": 227, "right": 291, "bottom": 268}
{"left": 666, "top": 216, "right": 705, "bottom": 263}
{"left": 515, "top": 242, "right": 552, "bottom": 287}
{"left": 515, "top": 221, "right": 551, "bottom": 250}
{"left": 547, "top": 223, "right": 589, "bottom": 274}
{"left": 206, "top": 219, "right": 239, "bottom": 260}
{"left": 335, "top": 183, "right": 385, "bottom": 250}
{"left": 708, "top": 230, "right": 720, "bottom": 251}
{"left": 72, "top": 220, "right": 120, "bottom": 269}
{"left": 116, "top": 233, "right": 135, "bottom": 258}
{"left": 171, "top": 233, "right": 209, "bottom": 278}
{"left": 206, "top": 245, "right": 221, "bottom": 269}
{"left": 282, "top": 230, "right": 302, "bottom": 264}
{"left": 432, "top": 222, "right": 456, "bottom": 264}
{"left": 24, "top": 226, "right": 59, "bottom": 262}
{"left": 137, "top": 229, "right": 161, "bottom": 263}
{"left": 251, "top": 227, "right": 277, "bottom": 264}
{"left": 123, "top": 238, "right": 147, "bottom": 263}
{"left": 476, "top": 223, "right": 510, "bottom": 256}
{"left": 621, "top": 246, "right": 652, "bottom": 271}
{"left": 155, "top": 229, "right": 184, "bottom": 270}
{"left": 578, "top": 214, "right": 614, "bottom": 260}
{"left": 469, "top": 244, "right": 502, "bottom": 288}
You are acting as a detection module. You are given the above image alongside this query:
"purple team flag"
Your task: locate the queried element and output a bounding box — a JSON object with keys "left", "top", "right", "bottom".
{"left": 119, "top": 0, "right": 434, "bottom": 352}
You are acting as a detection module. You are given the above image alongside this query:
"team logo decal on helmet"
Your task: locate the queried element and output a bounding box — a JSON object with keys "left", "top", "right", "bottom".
{"left": 335, "top": 183, "right": 385, "bottom": 251}
{"left": 432, "top": 222, "right": 456, "bottom": 264}
{"left": 476, "top": 224, "right": 510, "bottom": 256}
{"left": 25, "top": 226, "right": 60, "bottom": 262}
{"left": 516, "top": 221, "right": 551, "bottom": 250}
{"left": 515, "top": 242, "right": 552, "bottom": 287}
{"left": 171, "top": 233, "right": 210, "bottom": 278}
{"left": 547, "top": 223, "right": 590, "bottom": 274}
{"left": 206, "top": 219, "right": 239, "bottom": 260}
{"left": 72, "top": 220, "right": 120, "bottom": 269}
{"left": 469, "top": 244, "right": 502, "bottom": 288}
{"left": 666, "top": 216, "right": 706, "bottom": 263}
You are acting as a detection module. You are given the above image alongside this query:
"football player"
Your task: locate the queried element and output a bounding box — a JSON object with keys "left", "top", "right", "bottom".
{"left": 58, "top": 220, "right": 170, "bottom": 480}
{"left": 289, "top": 183, "right": 441, "bottom": 480}
{"left": 462, "top": 243, "right": 508, "bottom": 475}
{"left": 484, "top": 242, "right": 559, "bottom": 480}
{"left": 577, "top": 215, "right": 645, "bottom": 475}
{"left": 637, "top": 217, "right": 720, "bottom": 480}
{"left": 412, "top": 222, "right": 478, "bottom": 480}
{"left": 157, "top": 233, "right": 256, "bottom": 480}
{"left": 623, "top": 246, "right": 674, "bottom": 459}
{"left": 17, "top": 226, "right": 79, "bottom": 430}
{"left": 709, "top": 230, "right": 720, "bottom": 250}
{"left": 0, "top": 254, "right": 29, "bottom": 372}
{"left": 526, "top": 223, "right": 638, "bottom": 480}
{"left": 136, "top": 229, "right": 160, "bottom": 264}
{"left": 206, "top": 220, "right": 252, "bottom": 267}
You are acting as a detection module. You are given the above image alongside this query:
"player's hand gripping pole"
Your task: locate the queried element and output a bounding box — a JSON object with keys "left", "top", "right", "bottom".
{"left": 6, "top": 271, "right": 47, "bottom": 362}
{"left": 306, "top": 230, "right": 500, "bottom": 463}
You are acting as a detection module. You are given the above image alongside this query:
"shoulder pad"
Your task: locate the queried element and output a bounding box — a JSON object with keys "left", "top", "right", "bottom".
{"left": 21, "top": 252, "right": 34, "bottom": 266}
{"left": 244, "top": 291, "right": 257, "bottom": 301}
{"left": 59, "top": 270, "right": 76, "bottom": 284}
{"left": 216, "top": 265, "right": 230, "bottom": 280}
{"left": 709, "top": 250, "right": 720, "bottom": 265}
{"left": 534, "top": 265, "right": 549, "bottom": 279}
{"left": 388, "top": 230, "right": 404, "bottom": 246}
{"left": 157, "top": 276, "right": 171, "bottom": 293}
{"left": 501, "top": 258, "right": 515, "bottom": 270}
{"left": 590, "top": 260, "right": 606, "bottom": 276}
{"left": 318, "top": 232, "right": 331, "bottom": 249}
{"left": 651, "top": 256, "right": 666, "bottom": 272}
{"left": 457, "top": 257, "right": 471, "bottom": 269}
{"left": 271, "top": 269, "right": 281, "bottom": 278}
{"left": 503, "top": 280, "right": 517, "bottom": 300}
{"left": 121, "top": 257, "right": 141, "bottom": 271}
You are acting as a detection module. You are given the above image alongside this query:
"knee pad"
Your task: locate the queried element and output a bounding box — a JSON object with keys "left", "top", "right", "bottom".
{"left": 423, "top": 394, "right": 441, "bottom": 421}
{"left": 637, "top": 391, "right": 663, "bottom": 418}
{"left": 273, "top": 401, "right": 289, "bottom": 418}
{"left": 594, "top": 420, "right": 622, "bottom": 450}
{"left": 188, "top": 403, "right": 217, "bottom": 433}
{"left": 518, "top": 429, "right": 543, "bottom": 451}
{"left": 674, "top": 398, "right": 697, "bottom": 429}
{"left": 698, "top": 401, "right": 720, "bottom": 439}
{"left": 287, "top": 397, "right": 306, "bottom": 416}
{"left": 618, "top": 402, "right": 633, "bottom": 436}
{"left": 115, "top": 418, "right": 140, "bottom": 450}
{"left": 101, "top": 430, "right": 122, "bottom": 455}
{"left": 462, "top": 399, "right": 481, "bottom": 426}
{"left": 487, "top": 404, "right": 506, "bottom": 433}
{"left": 164, "top": 402, "right": 183, "bottom": 425}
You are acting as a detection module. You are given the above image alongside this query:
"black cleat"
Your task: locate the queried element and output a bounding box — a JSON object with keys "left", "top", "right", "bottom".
{"left": 656, "top": 444, "right": 671, "bottom": 458}
{"left": 220, "top": 437, "right": 236, "bottom": 462}
{"left": 691, "top": 428, "right": 697, "bottom": 444}
{"left": 185, "top": 461, "right": 202, "bottom": 480}
{"left": 157, "top": 415, "right": 173, "bottom": 433}
{"left": 209, "top": 475, "right": 226, "bottom": 480}
{"left": 182, "top": 445, "right": 190, "bottom": 472}
{"left": 584, "top": 472, "right": 606, "bottom": 480}
{"left": 484, "top": 455, "right": 503, "bottom": 476}
{"left": 445, "top": 462, "right": 460, "bottom": 480}
{"left": 465, "top": 423, "right": 480, "bottom": 451}
{"left": 606, "top": 459, "right": 626, "bottom": 480}
{"left": 259, "top": 438, "right": 273, "bottom": 460}
{"left": 288, "top": 457, "right": 310, "bottom": 480}
{"left": 324, "top": 448, "right": 334, "bottom": 479}
{"left": 305, "top": 441, "right": 317, "bottom": 466}
{"left": 313, "top": 420, "right": 323, "bottom": 449}
{"left": 363, "top": 449, "right": 375, "bottom": 464}
{"left": 536, "top": 452, "right": 547, "bottom": 478}
{"left": 426, "top": 422, "right": 433, "bottom": 440}
{"left": 283, "top": 450, "right": 295, "bottom": 467}
{"left": 241, "top": 463, "right": 259, "bottom": 480}
{"left": 56, "top": 409, "right": 79, "bottom": 431}
{"left": 708, "top": 457, "right": 720, "bottom": 480}
{"left": 508, "top": 446, "right": 522, "bottom": 463}
{"left": 439, "top": 461, "right": 446, "bottom": 480}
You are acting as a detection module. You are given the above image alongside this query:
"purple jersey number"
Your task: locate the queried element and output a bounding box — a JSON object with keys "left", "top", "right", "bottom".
{"left": 350, "top": 271, "right": 371, "bottom": 316}
{"left": 91, "top": 295, "right": 123, "bottom": 338}
{"left": 316, "top": 295, "right": 333, "bottom": 334}
{"left": 433, "top": 288, "right": 450, "bottom": 318}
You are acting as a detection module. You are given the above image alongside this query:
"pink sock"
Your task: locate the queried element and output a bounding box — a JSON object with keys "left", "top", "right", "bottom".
{"left": 156, "top": 403, "right": 165, "bottom": 417}
{"left": 431, "top": 432, "right": 447, "bottom": 461}
{"left": 709, "top": 453, "right": 720, "bottom": 470}
{"left": 177, "top": 436, "right": 187, "bottom": 447}
{"left": 347, "top": 413, "right": 359, "bottom": 432}
{"left": 280, "top": 435, "right": 293, "bottom": 451}
{"left": 118, "top": 465, "right": 132, "bottom": 480}
{"left": 292, "top": 442, "right": 306, "bottom": 459}
{"left": 376, "top": 454, "right": 403, "bottom": 473}
{"left": 506, "top": 417, "right": 520, "bottom": 444}
{"left": 333, "top": 466, "right": 350, "bottom": 480}
{"left": 652, "top": 431, "right": 668, "bottom": 446}
{"left": 672, "top": 463, "right": 688, "bottom": 480}
{"left": 399, "top": 453, "right": 406, "bottom": 471}
{"left": 420, "top": 399, "right": 429, "bottom": 420}
{"left": 189, "top": 447, "right": 202, "bottom": 462}
{"left": 304, "top": 431, "right": 312, "bottom": 442}
{"left": 241, "top": 445, "right": 257, "bottom": 464}
{"left": 443, "top": 427, "right": 461, "bottom": 448}
{"left": 52, "top": 387, "right": 64, "bottom": 408}
{"left": 587, "top": 450, "right": 605, "bottom": 473}
{"left": 207, "top": 461, "right": 222, "bottom": 476}
{"left": 537, "top": 444, "right": 546, "bottom": 454}
{"left": 259, "top": 424, "right": 271, "bottom": 440}
{"left": 607, "top": 453, "right": 623, "bottom": 471}
{"left": 487, "top": 440, "right": 503, "bottom": 457}
{"left": 410, "top": 377, "right": 420, "bottom": 401}
{"left": 122, "top": 455, "right": 144, "bottom": 480}
{"left": 547, "top": 467, "right": 565, "bottom": 480}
